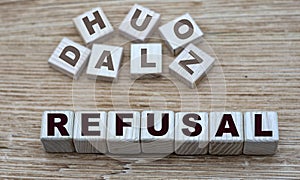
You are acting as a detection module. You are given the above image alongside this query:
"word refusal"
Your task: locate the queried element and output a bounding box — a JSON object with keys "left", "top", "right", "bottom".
{"left": 48, "top": 4, "right": 213, "bottom": 88}
{"left": 40, "top": 111, "right": 279, "bottom": 155}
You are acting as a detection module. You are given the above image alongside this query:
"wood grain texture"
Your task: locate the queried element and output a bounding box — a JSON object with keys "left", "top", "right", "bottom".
{"left": 0, "top": 0, "right": 300, "bottom": 179}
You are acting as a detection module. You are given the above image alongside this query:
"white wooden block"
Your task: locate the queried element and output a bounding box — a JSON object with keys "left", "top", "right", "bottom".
{"left": 73, "top": 111, "right": 107, "bottom": 153}
{"left": 244, "top": 112, "right": 279, "bottom": 155}
{"left": 48, "top": 38, "right": 91, "bottom": 80}
{"left": 169, "top": 44, "right": 215, "bottom": 88}
{"left": 40, "top": 111, "right": 75, "bottom": 152}
{"left": 86, "top": 44, "right": 123, "bottom": 81}
{"left": 107, "top": 111, "right": 141, "bottom": 154}
{"left": 159, "top": 13, "right": 203, "bottom": 56}
{"left": 209, "top": 112, "right": 244, "bottom": 155}
{"left": 141, "top": 111, "right": 174, "bottom": 154}
{"left": 130, "top": 43, "right": 162, "bottom": 78}
{"left": 175, "top": 112, "right": 209, "bottom": 155}
{"left": 73, "top": 7, "right": 114, "bottom": 46}
{"left": 119, "top": 4, "right": 160, "bottom": 42}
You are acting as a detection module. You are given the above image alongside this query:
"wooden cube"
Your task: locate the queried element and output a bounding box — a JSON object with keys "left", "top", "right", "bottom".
{"left": 86, "top": 44, "right": 123, "bottom": 81}
{"left": 159, "top": 13, "right": 203, "bottom": 56}
{"left": 48, "top": 38, "right": 91, "bottom": 80}
{"left": 244, "top": 112, "right": 279, "bottom": 155}
{"left": 119, "top": 4, "right": 160, "bottom": 42}
{"left": 209, "top": 112, "right": 244, "bottom": 155}
{"left": 169, "top": 44, "right": 215, "bottom": 88}
{"left": 175, "top": 112, "right": 209, "bottom": 155}
{"left": 141, "top": 111, "right": 174, "bottom": 154}
{"left": 40, "top": 111, "right": 75, "bottom": 152}
{"left": 73, "top": 7, "right": 114, "bottom": 46}
{"left": 106, "top": 111, "right": 141, "bottom": 154}
{"left": 130, "top": 43, "right": 162, "bottom": 78}
{"left": 73, "top": 111, "right": 107, "bottom": 153}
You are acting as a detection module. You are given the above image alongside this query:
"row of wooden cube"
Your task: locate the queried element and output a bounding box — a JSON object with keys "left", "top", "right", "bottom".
{"left": 41, "top": 111, "right": 279, "bottom": 155}
{"left": 48, "top": 4, "right": 212, "bottom": 88}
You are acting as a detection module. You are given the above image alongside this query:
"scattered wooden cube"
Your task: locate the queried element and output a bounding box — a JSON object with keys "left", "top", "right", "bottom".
{"left": 73, "top": 111, "right": 107, "bottom": 153}
{"left": 86, "top": 44, "right": 123, "bottom": 81}
{"left": 209, "top": 112, "right": 244, "bottom": 155}
{"left": 119, "top": 4, "right": 160, "bottom": 42}
{"left": 141, "top": 111, "right": 174, "bottom": 154}
{"left": 48, "top": 38, "right": 91, "bottom": 80}
{"left": 73, "top": 7, "right": 114, "bottom": 46}
{"left": 175, "top": 112, "right": 209, "bottom": 155}
{"left": 40, "top": 111, "right": 75, "bottom": 152}
{"left": 106, "top": 111, "right": 141, "bottom": 154}
{"left": 169, "top": 44, "right": 215, "bottom": 88}
{"left": 159, "top": 13, "right": 203, "bottom": 56}
{"left": 130, "top": 43, "right": 162, "bottom": 78}
{"left": 243, "top": 112, "right": 279, "bottom": 155}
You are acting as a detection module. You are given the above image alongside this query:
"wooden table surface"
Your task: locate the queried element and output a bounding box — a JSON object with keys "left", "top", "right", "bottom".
{"left": 1, "top": 0, "right": 300, "bottom": 179}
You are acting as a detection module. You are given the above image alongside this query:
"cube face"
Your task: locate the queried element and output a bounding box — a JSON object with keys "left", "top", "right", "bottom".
{"left": 244, "top": 112, "right": 279, "bottom": 155}
{"left": 130, "top": 43, "right": 162, "bottom": 77}
{"left": 86, "top": 44, "right": 123, "bottom": 81}
{"left": 169, "top": 44, "right": 215, "bottom": 88}
{"left": 159, "top": 13, "right": 203, "bottom": 56}
{"left": 209, "top": 112, "right": 244, "bottom": 155}
{"left": 175, "top": 112, "right": 209, "bottom": 155}
{"left": 73, "top": 7, "right": 114, "bottom": 45}
{"left": 73, "top": 111, "right": 107, "bottom": 153}
{"left": 40, "top": 111, "right": 75, "bottom": 152}
{"left": 48, "top": 38, "right": 91, "bottom": 80}
{"left": 119, "top": 4, "right": 160, "bottom": 42}
{"left": 106, "top": 111, "right": 141, "bottom": 154}
{"left": 141, "top": 111, "right": 174, "bottom": 154}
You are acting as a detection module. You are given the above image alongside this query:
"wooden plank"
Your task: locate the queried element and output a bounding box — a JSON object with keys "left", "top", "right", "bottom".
{"left": 243, "top": 112, "right": 279, "bottom": 155}
{"left": 1, "top": 0, "right": 300, "bottom": 179}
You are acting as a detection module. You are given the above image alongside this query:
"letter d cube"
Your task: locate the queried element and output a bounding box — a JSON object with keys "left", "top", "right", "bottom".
{"left": 48, "top": 38, "right": 91, "bottom": 80}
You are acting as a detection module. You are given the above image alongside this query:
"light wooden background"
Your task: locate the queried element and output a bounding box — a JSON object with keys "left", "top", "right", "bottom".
{"left": 1, "top": 0, "right": 300, "bottom": 179}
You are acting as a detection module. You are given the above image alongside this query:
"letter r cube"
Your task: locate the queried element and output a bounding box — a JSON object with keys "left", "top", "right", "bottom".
{"left": 40, "top": 111, "right": 75, "bottom": 152}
